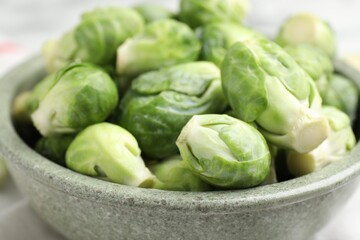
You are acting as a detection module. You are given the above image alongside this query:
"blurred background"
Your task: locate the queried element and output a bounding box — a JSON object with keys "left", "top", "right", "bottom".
{"left": 1, "top": 0, "right": 360, "bottom": 239}
{"left": 1, "top": 0, "right": 360, "bottom": 56}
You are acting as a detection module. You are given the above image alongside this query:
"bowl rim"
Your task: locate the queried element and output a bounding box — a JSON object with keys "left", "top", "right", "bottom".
{"left": 1, "top": 54, "right": 360, "bottom": 214}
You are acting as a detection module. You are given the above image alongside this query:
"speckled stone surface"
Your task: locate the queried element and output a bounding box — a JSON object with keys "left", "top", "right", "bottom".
{"left": 1, "top": 56, "right": 360, "bottom": 240}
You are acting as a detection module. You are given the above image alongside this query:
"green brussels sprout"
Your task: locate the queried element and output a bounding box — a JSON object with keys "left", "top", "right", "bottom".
{"left": 276, "top": 13, "right": 336, "bottom": 57}
{"left": 0, "top": 159, "right": 8, "bottom": 186}
{"left": 150, "top": 155, "right": 210, "bottom": 191}
{"left": 179, "top": 0, "right": 250, "bottom": 28}
{"left": 198, "top": 22, "right": 264, "bottom": 67}
{"left": 116, "top": 19, "right": 201, "bottom": 76}
{"left": 221, "top": 38, "right": 330, "bottom": 153}
{"left": 176, "top": 114, "right": 271, "bottom": 189}
{"left": 116, "top": 62, "right": 227, "bottom": 159}
{"left": 43, "top": 7, "right": 144, "bottom": 72}
{"left": 66, "top": 122, "right": 154, "bottom": 187}
{"left": 35, "top": 135, "right": 75, "bottom": 166}
{"left": 287, "top": 106, "right": 356, "bottom": 177}
{"left": 284, "top": 44, "right": 333, "bottom": 96}
{"left": 31, "top": 63, "right": 118, "bottom": 137}
{"left": 322, "top": 74, "right": 359, "bottom": 122}
{"left": 134, "top": 4, "right": 174, "bottom": 23}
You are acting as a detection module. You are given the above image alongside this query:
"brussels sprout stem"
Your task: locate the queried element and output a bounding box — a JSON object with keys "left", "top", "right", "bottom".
{"left": 31, "top": 107, "right": 53, "bottom": 136}
{"left": 287, "top": 125, "right": 355, "bottom": 176}
{"left": 138, "top": 176, "right": 155, "bottom": 188}
{"left": 92, "top": 149, "right": 155, "bottom": 188}
{"left": 260, "top": 107, "right": 330, "bottom": 154}
{"left": 116, "top": 39, "right": 133, "bottom": 75}
{"left": 256, "top": 77, "right": 330, "bottom": 153}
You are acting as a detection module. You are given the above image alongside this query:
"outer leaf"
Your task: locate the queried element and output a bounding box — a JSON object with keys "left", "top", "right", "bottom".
{"left": 221, "top": 40, "right": 268, "bottom": 122}
{"left": 254, "top": 38, "right": 311, "bottom": 101}
{"left": 322, "top": 74, "right": 359, "bottom": 122}
{"left": 284, "top": 44, "right": 333, "bottom": 82}
{"left": 198, "top": 22, "right": 264, "bottom": 67}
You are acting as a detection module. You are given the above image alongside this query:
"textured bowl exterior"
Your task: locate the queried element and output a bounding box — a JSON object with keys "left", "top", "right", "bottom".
{"left": 1, "top": 56, "right": 360, "bottom": 240}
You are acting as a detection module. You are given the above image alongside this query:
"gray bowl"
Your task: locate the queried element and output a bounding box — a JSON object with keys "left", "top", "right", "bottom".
{"left": 1, "top": 55, "right": 360, "bottom": 240}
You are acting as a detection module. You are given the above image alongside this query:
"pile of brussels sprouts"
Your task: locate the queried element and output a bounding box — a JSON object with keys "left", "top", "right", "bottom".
{"left": 12, "top": 0, "right": 359, "bottom": 191}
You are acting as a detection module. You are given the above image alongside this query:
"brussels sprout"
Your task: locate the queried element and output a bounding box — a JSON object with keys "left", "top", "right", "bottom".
{"left": 116, "top": 19, "right": 201, "bottom": 76}
{"left": 284, "top": 44, "right": 333, "bottom": 96}
{"left": 12, "top": 91, "right": 32, "bottom": 123}
{"left": 150, "top": 155, "right": 210, "bottom": 191}
{"left": 66, "top": 123, "right": 154, "bottom": 187}
{"left": 179, "top": 0, "right": 250, "bottom": 28}
{"left": 117, "top": 62, "right": 227, "bottom": 159}
{"left": 322, "top": 74, "right": 359, "bottom": 122}
{"left": 262, "top": 145, "right": 279, "bottom": 185}
{"left": 287, "top": 106, "right": 356, "bottom": 177}
{"left": 134, "top": 4, "right": 174, "bottom": 23}
{"left": 31, "top": 63, "right": 118, "bottom": 137}
{"left": 35, "top": 135, "right": 75, "bottom": 166}
{"left": 262, "top": 160, "right": 278, "bottom": 185}
{"left": 0, "top": 159, "right": 8, "bottom": 186}
{"left": 198, "top": 22, "right": 264, "bottom": 67}
{"left": 43, "top": 7, "right": 144, "bottom": 72}
{"left": 176, "top": 114, "right": 271, "bottom": 189}
{"left": 284, "top": 44, "right": 334, "bottom": 101}
{"left": 221, "top": 38, "right": 330, "bottom": 153}
{"left": 276, "top": 13, "right": 336, "bottom": 57}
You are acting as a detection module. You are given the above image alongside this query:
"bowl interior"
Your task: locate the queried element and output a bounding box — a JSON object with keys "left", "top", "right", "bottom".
{"left": 1, "top": 55, "right": 360, "bottom": 213}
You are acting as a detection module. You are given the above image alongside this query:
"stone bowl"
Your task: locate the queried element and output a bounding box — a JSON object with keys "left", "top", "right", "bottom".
{"left": 1, "top": 55, "right": 360, "bottom": 240}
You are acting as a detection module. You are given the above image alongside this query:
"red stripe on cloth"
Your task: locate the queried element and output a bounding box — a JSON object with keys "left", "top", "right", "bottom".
{"left": 0, "top": 42, "right": 22, "bottom": 53}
